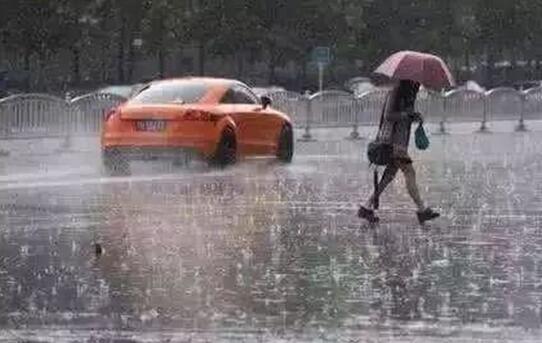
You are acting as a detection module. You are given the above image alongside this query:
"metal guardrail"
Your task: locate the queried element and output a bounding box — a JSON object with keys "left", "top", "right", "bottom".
{"left": 0, "top": 94, "right": 70, "bottom": 138}
{"left": 522, "top": 86, "right": 542, "bottom": 129}
{"left": 70, "top": 93, "right": 128, "bottom": 133}
{"left": 268, "top": 87, "right": 542, "bottom": 140}
{"left": 0, "top": 86, "right": 542, "bottom": 145}
{"left": 0, "top": 92, "right": 127, "bottom": 143}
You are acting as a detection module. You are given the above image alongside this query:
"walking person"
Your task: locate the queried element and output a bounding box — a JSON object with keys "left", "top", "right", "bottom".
{"left": 358, "top": 79, "right": 440, "bottom": 224}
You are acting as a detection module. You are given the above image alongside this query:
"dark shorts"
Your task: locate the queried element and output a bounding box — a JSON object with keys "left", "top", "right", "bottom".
{"left": 391, "top": 148, "right": 412, "bottom": 165}
{"left": 392, "top": 156, "right": 413, "bottom": 165}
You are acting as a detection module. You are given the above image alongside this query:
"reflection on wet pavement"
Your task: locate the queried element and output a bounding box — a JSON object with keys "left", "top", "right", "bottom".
{"left": 0, "top": 128, "right": 542, "bottom": 342}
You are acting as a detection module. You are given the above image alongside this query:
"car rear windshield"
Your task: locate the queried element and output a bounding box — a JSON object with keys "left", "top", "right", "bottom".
{"left": 129, "top": 81, "right": 209, "bottom": 105}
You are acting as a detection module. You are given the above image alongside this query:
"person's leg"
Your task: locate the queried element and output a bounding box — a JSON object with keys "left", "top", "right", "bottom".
{"left": 398, "top": 162, "right": 425, "bottom": 211}
{"left": 365, "top": 164, "right": 399, "bottom": 209}
{"left": 398, "top": 162, "right": 440, "bottom": 223}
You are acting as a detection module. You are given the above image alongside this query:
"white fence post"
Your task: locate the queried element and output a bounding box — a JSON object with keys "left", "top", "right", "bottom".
{"left": 300, "top": 93, "right": 314, "bottom": 141}
{"left": 481, "top": 87, "right": 523, "bottom": 133}
{"left": 443, "top": 89, "right": 485, "bottom": 133}
{"left": 61, "top": 92, "right": 73, "bottom": 150}
{"left": 264, "top": 90, "right": 314, "bottom": 142}
{"left": 438, "top": 92, "right": 448, "bottom": 134}
{"left": 479, "top": 96, "right": 490, "bottom": 132}
{"left": 299, "top": 91, "right": 315, "bottom": 141}
{"left": 522, "top": 86, "right": 542, "bottom": 131}
{"left": 517, "top": 92, "right": 527, "bottom": 132}
{"left": 0, "top": 97, "right": 9, "bottom": 156}
{"left": 346, "top": 97, "right": 362, "bottom": 140}
{"left": 435, "top": 91, "right": 448, "bottom": 135}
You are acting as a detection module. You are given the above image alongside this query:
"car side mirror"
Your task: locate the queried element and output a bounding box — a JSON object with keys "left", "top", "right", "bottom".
{"left": 261, "top": 96, "right": 272, "bottom": 109}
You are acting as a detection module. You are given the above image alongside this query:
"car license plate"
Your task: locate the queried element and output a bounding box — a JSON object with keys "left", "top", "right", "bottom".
{"left": 135, "top": 120, "right": 166, "bottom": 132}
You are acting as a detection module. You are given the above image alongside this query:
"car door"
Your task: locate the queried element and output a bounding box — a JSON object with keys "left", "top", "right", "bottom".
{"left": 236, "top": 85, "right": 283, "bottom": 153}
{"left": 219, "top": 87, "right": 261, "bottom": 156}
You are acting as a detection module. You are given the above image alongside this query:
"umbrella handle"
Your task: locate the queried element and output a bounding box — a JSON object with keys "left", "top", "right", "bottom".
{"left": 373, "top": 169, "right": 380, "bottom": 210}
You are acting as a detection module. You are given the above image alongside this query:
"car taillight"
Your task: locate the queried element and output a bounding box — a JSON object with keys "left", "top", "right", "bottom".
{"left": 184, "top": 110, "right": 219, "bottom": 122}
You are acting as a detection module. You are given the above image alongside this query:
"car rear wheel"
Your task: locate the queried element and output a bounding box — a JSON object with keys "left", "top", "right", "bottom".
{"left": 210, "top": 129, "right": 237, "bottom": 167}
{"left": 102, "top": 148, "right": 131, "bottom": 176}
{"left": 277, "top": 124, "right": 294, "bottom": 163}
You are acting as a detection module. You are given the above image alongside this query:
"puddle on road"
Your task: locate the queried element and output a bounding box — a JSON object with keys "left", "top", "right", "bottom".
{"left": 0, "top": 133, "right": 542, "bottom": 341}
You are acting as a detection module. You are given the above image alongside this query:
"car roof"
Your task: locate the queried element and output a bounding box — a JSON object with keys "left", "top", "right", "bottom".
{"left": 139, "top": 77, "right": 256, "bottom": 104}
{"left": 150, "top": 77, "right": 245, "bottom": 88}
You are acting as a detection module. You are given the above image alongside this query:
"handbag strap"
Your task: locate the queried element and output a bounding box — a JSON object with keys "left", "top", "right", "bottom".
{"left": 370, "top": 94, "right": 391, "bottom": 172}
{"left": 376, "top": 92, "right": 397, "bottom": 141}
{"left": 378, "top": 94, "right": 389, "bottom": 130}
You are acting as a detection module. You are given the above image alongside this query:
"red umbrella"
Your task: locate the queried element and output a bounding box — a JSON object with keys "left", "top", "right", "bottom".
{"left": 374, "top": 50, "right": 455, "bottom": 90}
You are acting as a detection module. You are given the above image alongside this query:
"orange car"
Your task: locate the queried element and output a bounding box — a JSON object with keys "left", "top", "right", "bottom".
{"left": 101, "top": 77, "right": 293, "bottom": 174}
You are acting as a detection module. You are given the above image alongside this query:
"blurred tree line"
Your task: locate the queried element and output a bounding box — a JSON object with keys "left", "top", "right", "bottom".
{"left": 1, "top": 0, "right": 542, "bottom": 92}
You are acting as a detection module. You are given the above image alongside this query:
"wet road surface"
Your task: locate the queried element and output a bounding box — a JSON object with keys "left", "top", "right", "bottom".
{"left": 1, "top": 126, "right": 542, "bottom": 342}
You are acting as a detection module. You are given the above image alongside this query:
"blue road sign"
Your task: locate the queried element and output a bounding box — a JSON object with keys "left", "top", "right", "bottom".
{"left": 312, "top": 47, "right": 331, "bottom": 65}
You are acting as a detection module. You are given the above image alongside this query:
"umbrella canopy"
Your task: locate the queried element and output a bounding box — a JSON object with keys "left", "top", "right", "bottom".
{"left": 374, "top": 51, "right": 455, "bottom": 90}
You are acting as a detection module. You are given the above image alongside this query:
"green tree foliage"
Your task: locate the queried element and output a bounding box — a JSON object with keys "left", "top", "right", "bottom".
{"left": 2, "top": 0, "right": 542, "bottom": 90}
{"left": 2, "top": 1, "right": 66, "bottom": 67}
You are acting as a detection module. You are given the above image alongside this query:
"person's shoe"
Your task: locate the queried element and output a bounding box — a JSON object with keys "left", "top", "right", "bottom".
{"left": 417, "top": 208, "right": 440, "bottom": 224}
{"left": 358, "top": 206, "right": 379, "bottom": 223}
